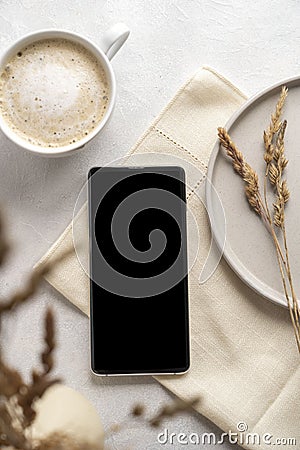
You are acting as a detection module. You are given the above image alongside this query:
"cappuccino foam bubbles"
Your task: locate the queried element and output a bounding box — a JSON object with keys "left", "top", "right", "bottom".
{"left": 0, "top": 38, "right": 110, "bottom": 148}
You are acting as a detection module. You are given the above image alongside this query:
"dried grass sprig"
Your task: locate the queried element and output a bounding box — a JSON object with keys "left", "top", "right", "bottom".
{"left": 41, "top": 309, "right": 55, "bottom": 375}
{"left": 0, "top": 249, "right": 73, "bottom": 316}
{"left": 0, "top": 212, "right": 9, "bottom": 267}
{"left": 271, "top": 119, "right": 299, "bottom": 325}
{"left": 0, "top": 360, "right": 24, "bottom": 398}
{"left": 218, "top": 86, "right": 300, "bottom": 353}
{"left": 148, "top": 396, "right": 200, "bottom": 428}
{"left": 129, "top": 396, "right": 200, "bottom": 428}
{"left": 263, "top": 100, "right": 300, "bottom": 331}
{"left": 0, "top": 267, "right": 49, "bottom": 315}
{"left": 271, "top": 121, "right": 289, "bottom": 228}
{"left": 263, "top": 86, "right": 288, "bottom": 166}
{"left": 273, "top": 120, "right": 288, "bottom": 169}
{"left": 263, "top": 87, "right": 288, "bottom": 221}
{"left": 17, "top": 309, "right": 60, "bottom": 428}
{"left": 218, "top": 128, "right": 264, "bottom": 216}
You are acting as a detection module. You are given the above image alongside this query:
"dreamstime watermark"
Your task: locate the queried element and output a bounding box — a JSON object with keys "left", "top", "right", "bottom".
{"left": 157, "top": 422, "right": 297, "bottom": 446}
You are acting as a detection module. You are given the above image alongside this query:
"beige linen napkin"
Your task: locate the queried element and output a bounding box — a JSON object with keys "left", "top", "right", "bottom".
{"left": 36, "top": 67, "right": 299, "bottom": 450}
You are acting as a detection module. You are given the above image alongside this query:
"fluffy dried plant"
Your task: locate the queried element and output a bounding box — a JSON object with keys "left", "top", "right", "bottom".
{"left": 218, "top": 86, "right": 300, "bottom": 352}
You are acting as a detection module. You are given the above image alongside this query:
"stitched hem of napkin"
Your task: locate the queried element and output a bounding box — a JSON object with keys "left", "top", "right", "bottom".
{"left": 153, "top": 126, "right": 208, "bottom": 170}
{"left": 123, "top": 67, "right": 247, "bottom": 170}
{"left": 202, "top": 66, "right": 248, "bottom": 100}
{"left": 152, "top": 126, "right": 208, "bottom": 197}
{"left": 123, "top": 66, "right": 247, "bottom": 201}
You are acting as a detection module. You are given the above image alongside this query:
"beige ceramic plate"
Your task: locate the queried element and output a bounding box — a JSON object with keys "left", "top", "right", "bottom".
{"left": 206, "top": 76, "right": 300, "bottom": 308}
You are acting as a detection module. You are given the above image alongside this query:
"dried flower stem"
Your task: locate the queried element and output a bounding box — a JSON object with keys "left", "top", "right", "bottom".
{"left": 148, "top": 396, "right": 200, "bottom": 428}
{"left": 18, "top": 309, "right": 60, "bottom": 428}
{"left": 263, "top": 86, "right": 288, "bottom": 170}
{"left": 41, "top": 309, "right": 56, "bottom": 375}
{"left": 0, "top": 212, "right": 9, "bottom": 267}
{"left": 0, "top": 249, "right": 73, "bottom": 316}
{"left": 129, "top": 396, "right": 200, "bottom": 429}
{"left": 271, "top": 232, "right": 300, "bottom": 351}
{"left": 263, "top": 86, "right": 288, "bottom": 215}
{"left": 218, "top": 128, "right": 287, "bottom": 264}
{"left": 282, "top": 221, "right": 299, "bottom": 321}
{"left": 218, "top": 128, "right": 265, "bottom": 218}
{"left": 218, "top": 93, "right": 300, "bottom": 353}
{"left": 273, "top": 131, "right": 300, "bottom": 326}
{"left": 262, "top": 89, "right": 300, "bottom": 340}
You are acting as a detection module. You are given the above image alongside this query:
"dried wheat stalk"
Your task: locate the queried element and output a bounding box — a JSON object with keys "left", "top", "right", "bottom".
{"left": 218, "top": 86, "right": 300, "bottom": 353}
{"left": 268, "top": 116, "right": 300, "bottom": 328}
{"left": 218, "top": 128, "right": 265, "bottom": 218}
{"left": 0, "top": 249, "right": 72, "bottom": 316}
{"left": 261, "top": 90, "right": 300, "bottom": 341}
{"left": 148, "top": 396, "right": 200, "bottom": 428}
{"left": 18, "top": 309, "right": 61, "bottom": 428}
{"left": 263, "top": 87, "right": 288, "bottom": 167}
{"left": 0, "top": 211, "right": 9, "bottom": 266}
{"left": 130, "top": 396, "right": 200, "bottom": 428}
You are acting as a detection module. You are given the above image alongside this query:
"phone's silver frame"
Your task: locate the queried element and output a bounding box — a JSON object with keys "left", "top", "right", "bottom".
{"left": 88, "top": 166, "right": 190, "bottom": 377}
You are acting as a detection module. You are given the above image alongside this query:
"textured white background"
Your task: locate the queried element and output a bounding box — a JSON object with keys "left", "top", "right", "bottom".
{"left": 0, "top": 0, "right": 299, "bottom": 448}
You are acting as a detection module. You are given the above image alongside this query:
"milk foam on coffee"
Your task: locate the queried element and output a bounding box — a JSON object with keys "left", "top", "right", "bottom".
{"left": 0, "top": 38, "right": 110, "bottom": 148}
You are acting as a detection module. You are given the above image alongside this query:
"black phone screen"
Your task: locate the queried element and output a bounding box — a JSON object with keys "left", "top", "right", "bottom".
{"left": 88, "top": 166, "right": 189, "bottom": 375}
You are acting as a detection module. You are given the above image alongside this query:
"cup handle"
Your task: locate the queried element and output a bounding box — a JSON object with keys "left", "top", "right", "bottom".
{"left": 99, "top": 23, "right": 130, "bottom": 60}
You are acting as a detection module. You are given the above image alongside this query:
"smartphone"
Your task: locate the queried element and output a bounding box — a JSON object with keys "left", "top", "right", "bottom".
{"left": 88, "top": 166, "right": 190, "bottom": 375}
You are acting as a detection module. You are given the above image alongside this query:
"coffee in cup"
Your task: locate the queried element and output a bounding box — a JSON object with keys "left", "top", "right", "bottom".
{"left": 0, "top": 38, "right": 110, "bottom": 148}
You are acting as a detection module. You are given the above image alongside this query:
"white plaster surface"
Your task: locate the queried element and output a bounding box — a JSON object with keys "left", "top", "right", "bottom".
{"left": 0, "top": 0, "right": 299, "bottom": 448}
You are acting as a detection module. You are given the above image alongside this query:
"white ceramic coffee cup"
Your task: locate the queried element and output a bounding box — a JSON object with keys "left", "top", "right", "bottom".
{"left": 0, "top": 24, "right": 130, "bottom": 157}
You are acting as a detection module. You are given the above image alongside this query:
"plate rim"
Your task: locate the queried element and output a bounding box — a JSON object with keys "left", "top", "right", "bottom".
{"left": 206, "top": 74, "right": 300, "bottom": 308}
